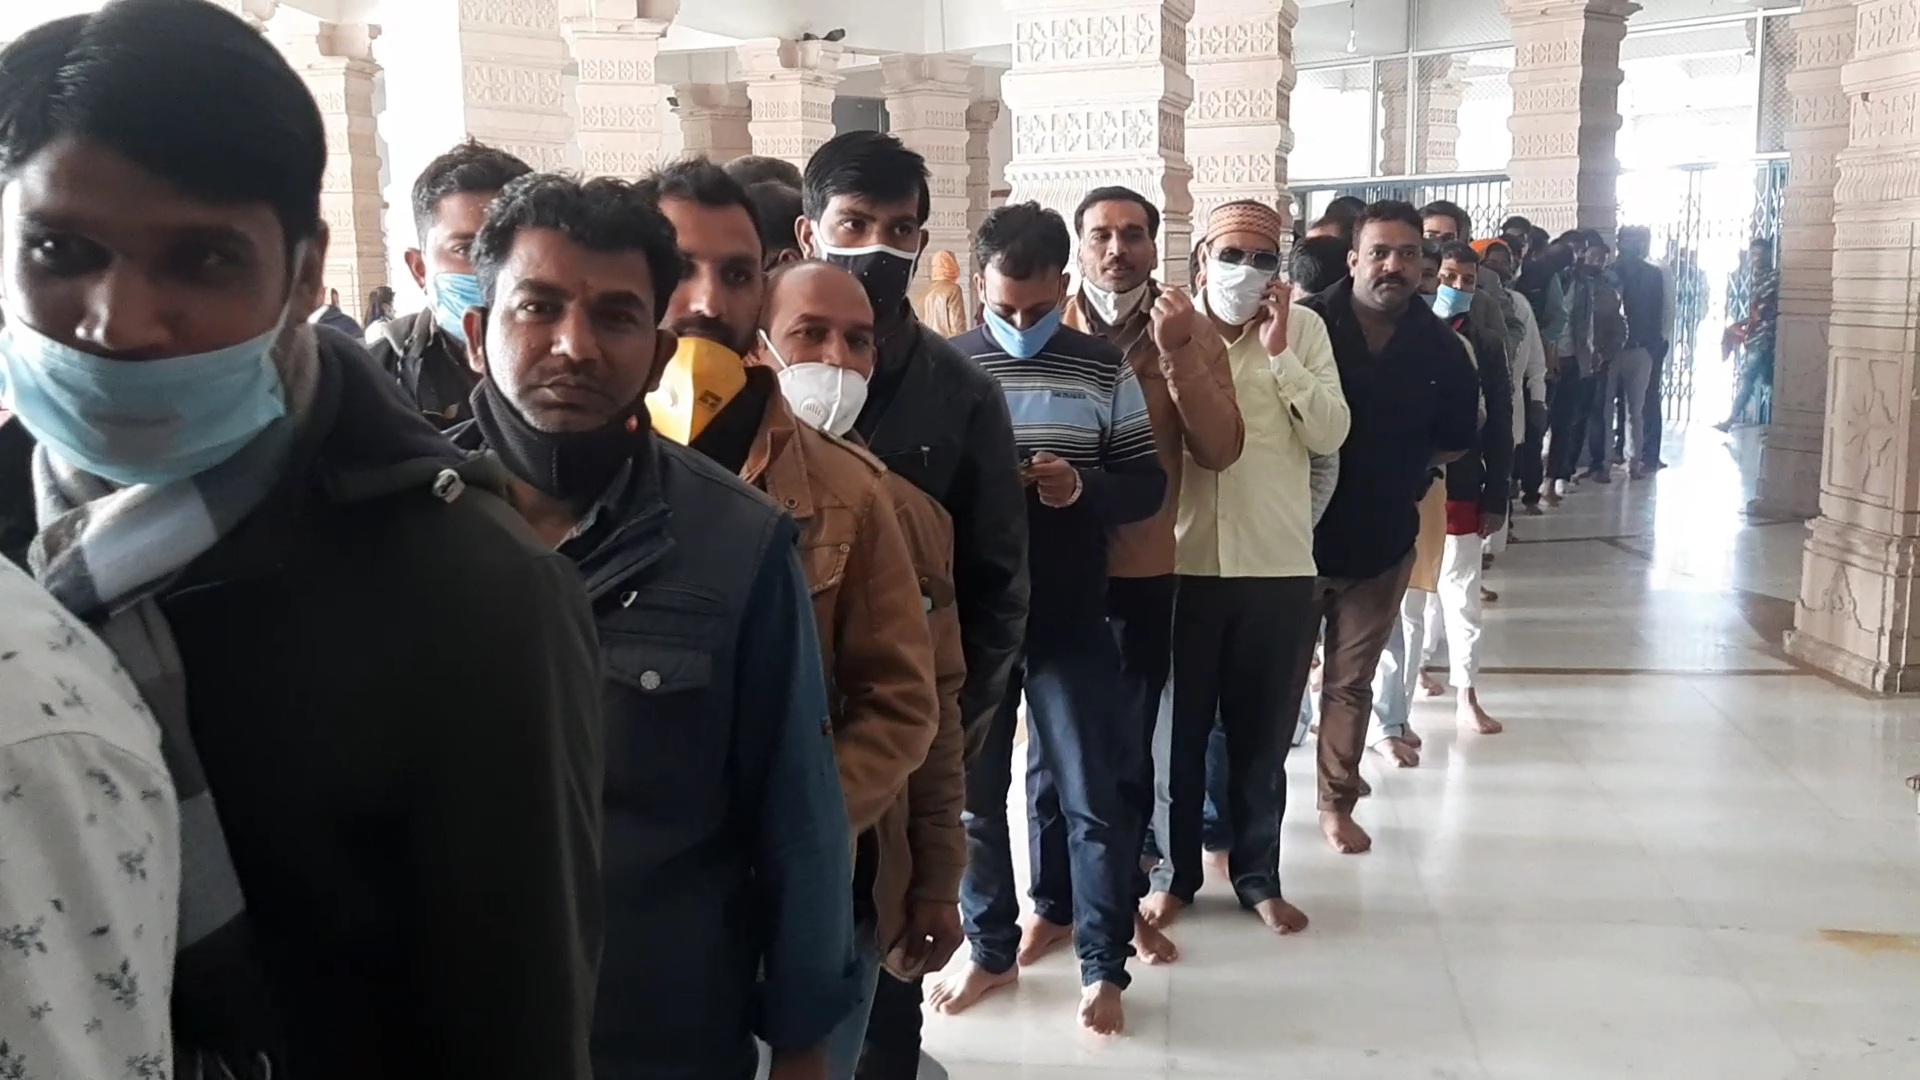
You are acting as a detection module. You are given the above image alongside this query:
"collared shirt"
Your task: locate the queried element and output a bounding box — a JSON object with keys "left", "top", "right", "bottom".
{"left": 0, "top": 558, "right": 178, "bottom": 1080}
{"left": 1176, "top": 293, "right": 1351, "bottom": 579}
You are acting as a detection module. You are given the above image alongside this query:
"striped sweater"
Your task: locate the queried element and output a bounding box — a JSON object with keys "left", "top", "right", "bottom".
{"left": 952, "top": 323, "right": 1165, "bottom": 625}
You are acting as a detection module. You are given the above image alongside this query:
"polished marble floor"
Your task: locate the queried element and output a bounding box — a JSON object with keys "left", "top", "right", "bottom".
{"left": 921, "top": 425, "right": 1920, "bottom": 1080}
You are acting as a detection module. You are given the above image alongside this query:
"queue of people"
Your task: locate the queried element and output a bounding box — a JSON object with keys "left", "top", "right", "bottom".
{"left": 1, "top": 3, "right": 1692, "bottom": 1079}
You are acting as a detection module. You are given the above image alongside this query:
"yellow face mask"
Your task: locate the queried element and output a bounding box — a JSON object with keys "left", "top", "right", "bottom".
{"left": 647, "top": 336, "right": 747, "bottom": 445}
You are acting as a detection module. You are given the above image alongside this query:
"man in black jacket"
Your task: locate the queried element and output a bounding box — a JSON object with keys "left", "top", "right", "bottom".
{"left": 367, "top": 139, "right": 531, "bottom": 428}
{"left": 0, "top": 4, "right": 604, "bottom": 1074}
{"left": 449, "top": 172, "right": 862, "bottom": 1080}
{"left": 795, "top": 131, "right": 1028, "bottom": 1080}
{"left": 1302, "top": 202, "right": 1480, "bottom": 857}
{"left": 1615, "top": 225, "right": 1671, "bottom": 476}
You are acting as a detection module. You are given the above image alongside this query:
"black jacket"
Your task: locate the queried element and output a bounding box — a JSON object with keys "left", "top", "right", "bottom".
{"left": 852, "top": 311, "right": 1029, "bottom": 755}
{"left": 1616, "top": 258, "right": 1668, "bottom": 357}
{"left": 1304, "top": 280, "right": 1482, "bottom": 579}
{"left": 367, "top": 309, "right": 483, "bottom": 429}
{"left": 3, "top": 333, "right": 606, "bottom": 1080}
{"left": 1443, "top": 309, "right": 1516, "bottom": 519}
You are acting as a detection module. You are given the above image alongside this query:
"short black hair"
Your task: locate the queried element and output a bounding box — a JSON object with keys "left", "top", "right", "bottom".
{"left": 975, "top": 201, "right": 1070, "bottom": 281}
{"left": 725, "top": 154, "right": 803, "bottom": 190}
{"left": 1618, "top": 225, "right": 1651, "bottom": 242}
{"left": 1556, "top": 229, "right": 1586, "bottom": 248}
{"left": 1419, "top": 200, "right": 1472, "bottom": 238}
{"left": 1420, "top": 240, "right": 1444, "bottom": 267}
{"left": 745, "top": 181, "right": 804, "bottom": 259}
{"left": 1308, "top": 214, "right": 1354, "bottom": 243}
{"left": 1074, "top": 186, "right": 1161, "bottom": 238}
{"left": 411, "top": 139, "right": 533, "bottom": 239}
{"left": 636, "top": 156, "right": 763, "bottom": 257}
{"left": 1352, "top": 200, "right": 1424, "bottom": 251}
{"left": 0, "top": 0, "right": 326, "bottom": 245}
{"left": 1326, "top": 195, "right": 1368, "bottom": 221}
{"left": 1578, "top": 228, "right": 1605, "bottom": 248}
{"left": 1527, "top": 225, "right": 1552, "bottom": 252}
{"left": 803, "top": 130, "right": 930, "bottom": 225}
{"left": 1439, "top": 240, "right": 1480, "bottom": 266}
{"left": 1750, "top": 235, "right": 1774, "bottom": 252}
{"left": 1289, "top": 235, "right": 1351, "bottom": 295}
{"left": 1500, "top": 215, "right": 1533, "bottom": 234}
{"left": 471, "top": 173, "right": 683, "bottom": 312}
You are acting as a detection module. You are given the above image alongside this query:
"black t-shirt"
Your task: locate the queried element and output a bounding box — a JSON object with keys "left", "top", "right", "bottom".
{"left": 689, "top": 373, "right": 772, "bottom": 476}
{"left": 1304, "top": 280, "right": 1481, "bottom": 580}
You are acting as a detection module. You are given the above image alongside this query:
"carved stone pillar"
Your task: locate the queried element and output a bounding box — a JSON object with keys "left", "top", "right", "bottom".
{"left": 562, "top": 0, "right": 677, "bottom": 178}
{"left": 1185, "top": 0, "right": 1295, "bottom": 230}
{"left": 966, "top": 100, "right": 1002, "bottom": 239}
{"left": 276, "top": 21, "right": 388, "bottom": 304}
{"left": 1378, "top": 54, "right": 1466, "bottom": 176}
{"left": 883, "top": 54, "right": 975, "bottom": 294}
{"left": 1003, "top": 0, "right": 1195, "bottom": 286}
{"left": 1753, "top": 0, "right": 1857, "bottom": 520}
{"left": 209, "top": 0, "right": 278, "bottom": 28}
{"left": 1786, "top": 0, "right": 1920, "bottom": 692}
{"left": 1502, "top": 0, "right": 1637, "bottom": 235}
{"left": 737, "top": 38, "right": 844, "bottom": 169}
{"left": 671, "top": 84, "right": 752, "bottom": 164}
{"left": 455, "top": 0, "right": 576, "bottom": 172}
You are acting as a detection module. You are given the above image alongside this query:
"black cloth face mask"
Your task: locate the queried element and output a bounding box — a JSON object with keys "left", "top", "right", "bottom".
{"left": 821, "top": 243, "right": 920, "bottom": 318}
{"left": 469, "top": 377, "right": 646, "bottom": 502}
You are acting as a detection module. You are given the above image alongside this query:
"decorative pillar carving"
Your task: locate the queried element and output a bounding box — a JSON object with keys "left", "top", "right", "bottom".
{"left": 562, "top": 0, "right": 677, "bottom": 178}
{"left": 1753, "top": 0, "right": 1857, "bottom": 520}
{"left": 276, "top": 21, "right": 388, "bottom": 304}
{"left": 1002, "top": 0, "right": 1196, "bottom": 286}
{"left": 965, "top": 100, "right": 1002, "bottom": 239}
{"left": 883, "top": 54, "right": 975, "bottom": 295}
{"left": 1502, "top": 0, "right": 1638, "bottom": 235}
{"left": 456, "top": 0, "right": 576, "bottom": 172}
{"left": 1185, "top": 0, "right": 1296, "bottom": 229}
{"left": 1379, "top": 54, "right": 1466, "bottom": 175}
{"left": 671, "top": 83, "right": 753, "bottom": 164}
{"left": 737, "top": 38, "right": 844, "bottom": 169}
{"left": 1786, "top": 0, "right": 1920, "bottom": 692}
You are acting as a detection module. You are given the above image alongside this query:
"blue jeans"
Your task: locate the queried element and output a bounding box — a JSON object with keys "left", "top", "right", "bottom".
{"left": 961, "top": 618, "right": 1139, "bottom": 989}
{"left": 823, "top": 920, "right": 881, "bottom": 1080}
{"left": 1153, "top": 576, "right": 1318, "bottom": 907}
{"left": 1201, "top": 722, "right": 1230, "bottom": 851}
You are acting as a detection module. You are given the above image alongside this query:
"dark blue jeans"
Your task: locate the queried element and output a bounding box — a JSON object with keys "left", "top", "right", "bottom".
{"left": 1201, "top": 722, "right": 1230, "bottom": 852}
{"left": 961, "top": 617, "right": 1139, "bottom": 989}
{"left": 1153, "top": 575, "right": 1318, "bottom": 907}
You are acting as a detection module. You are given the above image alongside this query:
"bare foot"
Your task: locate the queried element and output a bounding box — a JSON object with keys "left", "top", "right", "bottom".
{"left": 1418, "top": 672, "right": 1446, "bottom": 698}
{"left": 928, "top": 961, "right": 1017, "bottom": 1015}
{"left": 1138, "top": 890, "right": 1184, "bottom": 930}
{"left": 1357, "top": 776, "right": 1373, "bottom": 799}
{"left": 1017, "top": 914, "right": 1073, "bottom": 966}
{"left": 1371, "top": 736, "right": 1421, "bottom": 768}
{"left": 1133, "top": 914, "right": 1179, "bottom": 964}
{"left": 1403, "top": 725, "right": 1424, "bottom": 750}
{"left": 1203, "top": 847, "right": 1230, "bottom": 883}
{"left": 1319, "top": 809, "right": 1373, "bottom": 855}
{"left": 1078, "top": 981, "right": 1126, "bottom": 1036}
{"left": 1252, "top": 898, "right": 1310, "bottom": 935}
{"left": 1457, "top": 688, "right": 1504, "bottom": 734}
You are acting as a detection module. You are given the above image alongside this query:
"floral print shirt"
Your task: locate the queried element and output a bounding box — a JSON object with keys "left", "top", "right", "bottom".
{"left": 0, "top": 557, "right": 178, "bottom": 1080}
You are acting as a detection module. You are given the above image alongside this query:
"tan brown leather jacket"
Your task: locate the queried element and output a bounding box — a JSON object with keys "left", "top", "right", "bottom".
{"left": 740, "top": 389, "right": 939, "bottom": 839}
{"left": 871, "top": 474, "right": 967, "bottom": 964}
{"left": 1064, "top": 285, "right": 1244, "bottom": 578}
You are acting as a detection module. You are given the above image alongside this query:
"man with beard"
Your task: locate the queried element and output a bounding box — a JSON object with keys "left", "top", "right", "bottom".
{"left": 643, "top": 158, "right": 940, "bottom": 1080}
{"left": 1301, "top": 202, "right": 1479, "bottom": 855}
{"left": 1153, "top": 200, "right": 1348, "bottom": 932}
{"left": 1061, "top": 185, "right": 1242, "bottom": 963}
{"left": 797, "top": 132, "right": 1028, "bottom": 1077}
{"left": 449, "top": 172, "right": 860, "bottom": 1080}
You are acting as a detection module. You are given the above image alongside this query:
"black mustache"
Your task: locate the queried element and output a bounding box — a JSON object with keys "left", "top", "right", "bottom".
{"left": 668, "top": 315, "right": 742, "bottom": 348}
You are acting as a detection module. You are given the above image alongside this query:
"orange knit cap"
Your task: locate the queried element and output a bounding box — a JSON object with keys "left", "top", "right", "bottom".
{"left": 1470, "top": 238, "right": 1512, "bottom": 260}
{"left": 929, "top": 250, "right": 961, "bottom": 283}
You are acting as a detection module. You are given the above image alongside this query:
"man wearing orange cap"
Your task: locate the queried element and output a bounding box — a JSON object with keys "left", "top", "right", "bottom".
{"left": 1154, "top": 199, "right": 1350, "bottom": 930}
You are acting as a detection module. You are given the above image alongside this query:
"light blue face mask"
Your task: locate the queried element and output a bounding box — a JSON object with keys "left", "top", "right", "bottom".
{"left": 983, "top": 305, "right": 1064, "bottom": 360}
{"left": 1429, "top": 284, "right": 1470, "bottom": 320}
{"left": 0, "top": 312, "right": 291, "bottom": 488}
{"left": 430, "top": 272, "right": 485, "bottom": 344}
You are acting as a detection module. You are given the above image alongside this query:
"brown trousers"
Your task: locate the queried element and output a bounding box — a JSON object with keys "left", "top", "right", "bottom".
{"left": 1315, "top": 550, "right": 1417, "bottom": 813}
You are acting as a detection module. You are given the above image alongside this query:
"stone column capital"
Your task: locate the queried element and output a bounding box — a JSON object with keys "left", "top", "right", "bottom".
{"left": 736, "top": 38, "right": 845, "bottom": 83}
{"left": 559, "top": 0, "right": 680, "bottom": 21}
{"left": 210, "top": 0, "right": 278, "bottom": 29}
{"left": 1500, "top": 0, "right": 1639, "bottom": 27}
{"left": 966, "top": 99, "right": 1003, "bottom": 132}
{"left": 673, "top": 82, "right": 751, "bottom": 115}
{"left": 880, "top": 52, "right": 975, "bottom": 95}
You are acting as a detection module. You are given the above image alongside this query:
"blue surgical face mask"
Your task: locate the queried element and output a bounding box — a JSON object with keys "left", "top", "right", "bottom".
{"left": 983, "top": 306, "right": 1064, "bottom": 360}
{"left": 0, "top": 305, "right": 295, "bottom": 488}
{"left": 1429, "top": 284, "right": 1469, "bottom": 319}
{"left": 430, "top": 272, "right": 486, "bottom": 344}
